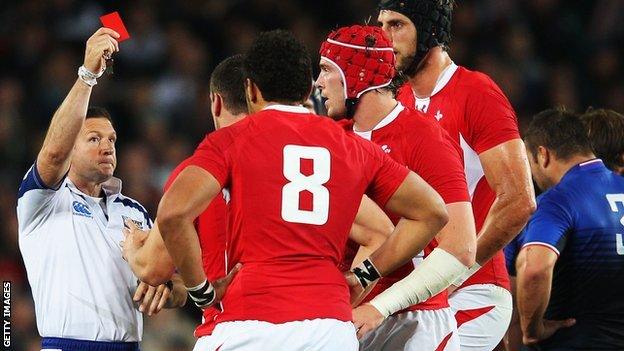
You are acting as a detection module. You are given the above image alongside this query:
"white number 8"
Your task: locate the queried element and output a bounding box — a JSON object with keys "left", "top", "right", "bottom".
{"left": 281, "top": 145, "right": 331, "bottom": 225}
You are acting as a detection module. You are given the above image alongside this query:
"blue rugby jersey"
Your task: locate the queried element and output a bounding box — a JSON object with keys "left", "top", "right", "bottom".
{"left": 518, "top": 159, "right": 624, "bottom": 349}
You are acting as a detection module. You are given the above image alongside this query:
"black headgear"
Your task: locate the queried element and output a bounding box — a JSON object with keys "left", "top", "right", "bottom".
{"left": 378, "top": 0, "right": 453, "bottom": 75}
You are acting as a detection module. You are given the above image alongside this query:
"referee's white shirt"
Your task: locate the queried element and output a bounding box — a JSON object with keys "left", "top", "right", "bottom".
{"left": 17, "top": 163, "right": 152, "bottom": 342}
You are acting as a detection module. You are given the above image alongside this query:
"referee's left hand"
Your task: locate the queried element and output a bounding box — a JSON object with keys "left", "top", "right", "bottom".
{"left": 134, "top": 281, "right": 171, "bottom": 316}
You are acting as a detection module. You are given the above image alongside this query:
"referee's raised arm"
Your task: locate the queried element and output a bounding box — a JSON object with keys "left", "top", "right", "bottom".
{"left": 36, "top": 28, "right": 119, "bottom": 188}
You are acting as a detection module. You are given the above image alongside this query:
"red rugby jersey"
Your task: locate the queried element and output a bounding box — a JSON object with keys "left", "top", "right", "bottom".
{"left": 164, "top": 157, "right": 228, "bottom": 337}
{"left": 397, "top": 63, "right": 520, "bottom": 290}
{"left": 187, "top": 105, "right": 410, "bottom": 324}
{"left": 342, "top": 104, "right": 470, "bottom": 310}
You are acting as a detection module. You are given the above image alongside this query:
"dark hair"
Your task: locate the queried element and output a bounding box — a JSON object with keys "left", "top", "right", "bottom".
{"left": 243, "top": 29, "right": 312, "bottom": 104}
{"left": 581, "top": 107, "right": 624, "bottom": 171}
{"left": 524, "top": 107, "right": 593, "bottom": 161}
{"left": 86, "top": 106, "right": 113, "bottom": 126}
{"left": 210, "top": 54, "right": 247, "bottom": 115}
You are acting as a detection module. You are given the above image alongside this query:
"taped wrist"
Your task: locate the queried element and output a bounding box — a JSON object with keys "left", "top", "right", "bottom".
{"left": 351, "top": 258, "right": 381, "bottom": 289}
{"left": 450, "top": 262, "right": 481, "bottom": 287}
{"left": 369, "top": 248, "right": 467, "bottom": 317}
{"left": 186, "top": 279, "right": 215, "bottom": 308}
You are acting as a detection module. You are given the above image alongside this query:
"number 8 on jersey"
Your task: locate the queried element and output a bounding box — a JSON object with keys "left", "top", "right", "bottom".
{"left": 281, "top": 145, "right": 331, "bottom": 225}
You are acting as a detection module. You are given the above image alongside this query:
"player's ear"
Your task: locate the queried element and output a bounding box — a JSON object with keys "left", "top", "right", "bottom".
{"left": 213, "top": 93, "right": 222, "bottom": 118}
{"left": 245, "top": 78, "right": 258, "bottom": 104}
{"left": 537, "top": 146, "right": 550, "bottom": 168}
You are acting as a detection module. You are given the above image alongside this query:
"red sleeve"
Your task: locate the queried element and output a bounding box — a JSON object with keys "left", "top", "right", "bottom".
{"left": 186, "top": 130, "right": 233, "bottom": 187}
{"left": 409, "top": 121, "right": 470, "bottom": 204}
{"left": 366, "top": 146, "right": 410, "bottom": 208}
{"left": 464, "top": 78, "right": 520, "bottom": 154}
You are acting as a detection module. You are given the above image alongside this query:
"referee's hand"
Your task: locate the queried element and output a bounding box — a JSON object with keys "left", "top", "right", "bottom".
{"left": 83, "top": 27, "right": 120, "bottom": 74}
{"left": 134, "top": 281, "right": 171, "bottom": 316}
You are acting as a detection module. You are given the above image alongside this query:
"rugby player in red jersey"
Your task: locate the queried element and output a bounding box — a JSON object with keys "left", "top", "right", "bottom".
{"left": 377, "top": 1, "right": 536, "bottom": 349}
{"left": 316, "top": 24, "right": 476, "bottom": 350}
{"left": 125, "top": 30, "right": 451, "bottom": 350}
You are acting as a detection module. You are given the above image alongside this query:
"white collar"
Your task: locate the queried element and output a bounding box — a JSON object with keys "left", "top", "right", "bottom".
{"left": 67, "top": 176, "right": 122, "bottom": 197}
{"left": 354, "top": 102, "right": 404, "bottom": 133}
{"left": 262, "top": 104, "right": 310, "bottom": 114}
{"left": 430, "top": 62, "right": 458, "bottom": 97}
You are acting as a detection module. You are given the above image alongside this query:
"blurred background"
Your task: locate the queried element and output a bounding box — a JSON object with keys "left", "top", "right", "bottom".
{"left": 1, "top": 0, "right": 623, "bottom": 349}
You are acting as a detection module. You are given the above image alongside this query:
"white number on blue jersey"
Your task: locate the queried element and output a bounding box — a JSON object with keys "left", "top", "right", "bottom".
{"left": 606, "top": 194, "right": 624, "bottom": 255}
{"left": 281, "top": 145, "right": 330, "bottom": 225}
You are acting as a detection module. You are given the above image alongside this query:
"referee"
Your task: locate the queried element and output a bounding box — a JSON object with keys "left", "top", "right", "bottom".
{"left": 17, "top": 28, "right": 185, "bottom": 351}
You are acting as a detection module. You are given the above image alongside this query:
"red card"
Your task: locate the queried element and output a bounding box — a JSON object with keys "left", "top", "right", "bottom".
{"left": 100, "top": 11, "right": 130, "bottom": 42}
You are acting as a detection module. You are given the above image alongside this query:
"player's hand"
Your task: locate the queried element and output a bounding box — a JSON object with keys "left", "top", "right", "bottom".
{"left": 352, "top": 303, "right": 385, "bottom": 339}
{"left": 522, "top": 318, "right": 576, "bottom": 345}
{"left": 120, "top": 219, "right": 149, "bottom": 261}
{"left": 344, "top": 271, "right": 377, "bottom": 307}
{"left": 134, "top": 281, "right": 171, "bottom": 316}
{"left": 83, "top": 27, "right": 120, "bottom": 74}
{"left": 211, "top": 263, "right": 242, "bottom": 306}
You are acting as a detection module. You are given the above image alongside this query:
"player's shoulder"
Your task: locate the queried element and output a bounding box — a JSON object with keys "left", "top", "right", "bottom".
{"left": 454, "top": 66, "right": 506, "bottom": 96}
{"left": 164, "top": 156, "right": 196, "bottom": 192}
{"left": 396, "top": 105, "right": 447, "bottom": 139}
{"left": 398, "top": 105, "right": 438, "bottom": 127}
{"left": 535, "top": 185, "right": 571, "bottom": 211}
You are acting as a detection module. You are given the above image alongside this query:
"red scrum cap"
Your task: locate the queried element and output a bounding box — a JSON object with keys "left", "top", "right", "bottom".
{"left": 320, "top": 25, "right": 396, "bottom": 117}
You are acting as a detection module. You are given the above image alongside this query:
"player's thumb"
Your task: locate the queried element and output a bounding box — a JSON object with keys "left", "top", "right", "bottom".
{"left": 225, "top": 263, "right": 242, "bottom": 283}
{"left": 549, "top": 318, "right": 576, "bottom": 331}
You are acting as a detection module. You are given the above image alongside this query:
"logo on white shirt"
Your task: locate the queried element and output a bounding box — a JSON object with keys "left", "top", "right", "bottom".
{"left": 72, "top": 201, "right": 92, "bottom": 218}
{"left": 122, "top": 215, "right": 144, "bottom": 230}
{"left": 381, "top": 145, "right": 391, "bottom": 154}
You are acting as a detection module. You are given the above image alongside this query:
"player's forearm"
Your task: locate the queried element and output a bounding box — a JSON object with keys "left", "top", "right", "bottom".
{"left": 350, "top": 228, "right": 390, "bottom": 269}
{"left": 517, "top": 265, "right": 551, "bottom": 339}
{"left": 38, "top": 79, "right": 92, "bottom": 183}
{"left": 368, "top": 247, "right": 467, "bottom": 317}
{"left": 435, "top": 202, "right": 476, "bottom": 267}
{"left": 369, "top": 217, "right": 440, "bottom": 276}
{"left": 128, "top": 223, "right": 175, "bottom": 286}
{"left": 158, "top": 214, "right": 206, "bottom": 287}
{"left": 349, "top": 206, "right": 394, "bottom": 268}
{"left": 475, "top": 192, "right": 534, "bottom": 265}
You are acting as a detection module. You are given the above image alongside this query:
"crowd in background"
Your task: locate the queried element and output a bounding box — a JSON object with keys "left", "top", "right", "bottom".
{"left": 1, "top": 0, "right": 623, "bottom": 349}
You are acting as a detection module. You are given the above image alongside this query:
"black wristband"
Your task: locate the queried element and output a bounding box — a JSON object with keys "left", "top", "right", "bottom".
{"left": 351, "top": 258, "right": 381, "bottom": 289}
{"left": 186, "top": 280, "right": 215, "bottom": 308}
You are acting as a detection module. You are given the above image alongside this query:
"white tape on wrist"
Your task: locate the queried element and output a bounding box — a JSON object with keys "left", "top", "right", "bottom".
{"left": 450, "top": 262, "right": 481, "bottom": 287}
{"left": 369, "top": 248, "right": 467, "bottom": 318}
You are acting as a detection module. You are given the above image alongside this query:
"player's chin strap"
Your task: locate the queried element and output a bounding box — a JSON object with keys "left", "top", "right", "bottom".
{"left": 368, "top": 248, "right": 469, "bottom": 317}
{"left": 186, "top": 279, "right": 216, "bottom": 309}
{"left": 345, "top": 98, "right": 359, "bottom": 119}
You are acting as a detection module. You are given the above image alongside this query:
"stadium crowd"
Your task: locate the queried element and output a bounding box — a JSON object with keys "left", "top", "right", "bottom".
{"left": 1, "top": 0, "right": 624, "bottom": 350}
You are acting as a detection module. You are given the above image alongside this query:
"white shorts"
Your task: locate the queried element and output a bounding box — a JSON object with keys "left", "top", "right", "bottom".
{"left": 193, "top": 318, "right": 358, "bottom": 351}
{"left": 449, "top": 284, "right": 513, "bottom": 351}
{"left": 359, "top": 307, "right": 460, "bottom": 351}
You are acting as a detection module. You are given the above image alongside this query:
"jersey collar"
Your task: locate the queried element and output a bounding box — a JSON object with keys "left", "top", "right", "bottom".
{"left": 562, "top": 158, "right": 605, "bottom": 181}
{"left": 430, "top": 62, "right": 458, "bottom": 97}
{"left": 262, "top": 104, "right": 310, "bottom": 114}
{"left": 354, "top": 102, "right": 405, "bottom": 136}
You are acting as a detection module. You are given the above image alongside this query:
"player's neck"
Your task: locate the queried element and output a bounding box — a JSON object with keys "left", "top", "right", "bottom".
{"left": 408, "top": 48, "right": 452, "bottom": 98}
{"left": 553, "top": 153, "right": 597, "bottom": 184}
{"left": 69, "top": 172, "right": 104, "bottom": 197}
{"left": 352, "top": 92, "right": 398, "bottom": 132}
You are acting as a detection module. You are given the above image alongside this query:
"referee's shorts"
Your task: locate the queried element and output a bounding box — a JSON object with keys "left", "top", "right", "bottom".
{"left": 41, "top": 337, "right": 140, "bottom": 351}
